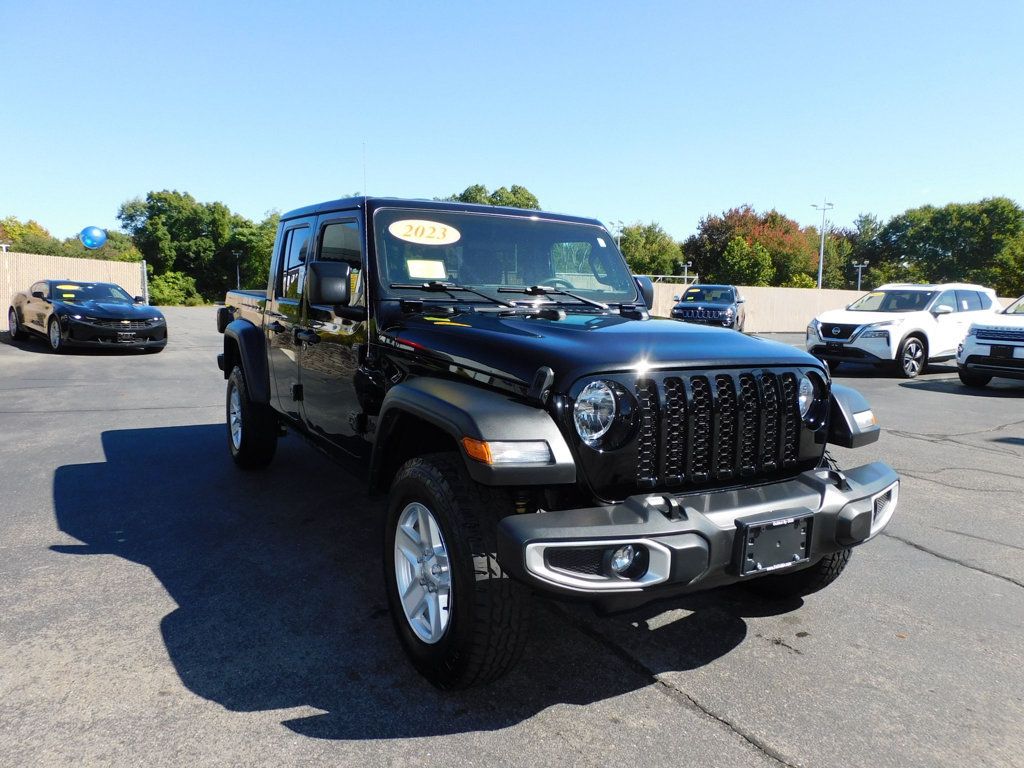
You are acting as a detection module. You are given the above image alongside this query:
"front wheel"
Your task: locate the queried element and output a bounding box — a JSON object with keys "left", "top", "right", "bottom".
{"left": 47, "top": 317, "right": 65, "bottom": 353}
{"left": 8, "top": 308, "right": 27, "bottom": 341}
{"left": 383, "top": 453, "right": 531, "bottom": 689}
{"left": 958, "top": 370, "right": 991, "bottom": 388}
{"left": 896, "top": 335, "right": 926, "bottom": 378}
{"left": 226, "top": 365, "right": 278, "bottom": 469}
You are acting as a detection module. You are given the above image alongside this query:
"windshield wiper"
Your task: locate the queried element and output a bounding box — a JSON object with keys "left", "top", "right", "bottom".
{"left": 389, "top": 281, "right": 514, "bottom": 307}
{"left": 497, "top": 285, "right": 609, "bottom": 310}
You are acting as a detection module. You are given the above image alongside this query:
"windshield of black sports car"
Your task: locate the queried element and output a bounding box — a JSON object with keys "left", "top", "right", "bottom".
{"left": 50, "top": 282, "right": 134, "bottom": 303}
{"left": 373, "top": 209, "right": 639, "bottom": 306}
{"left": 847, "top": 289, "right": 936, "bottom": 312}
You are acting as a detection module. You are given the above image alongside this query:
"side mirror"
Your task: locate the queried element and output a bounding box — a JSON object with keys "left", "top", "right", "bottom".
{"left": 134, "top": 295, "right": 146, "bottom": 304}
{"left": 932, "top": 304, "right": 954, "bottom": 316}
{"left": 308, "top": 261, "right": 351, "bottom": 308}
{"left": 31, "top": 291, "right": 45, "bottom": 299}
{"left": 672, "top": 294, "right": 681, "bottom": 302}
{"left": 634, "top": 275, "right": 654, "bottom": 310}
{"left": 736, "top": 297, "right": 745, "bottom": 304}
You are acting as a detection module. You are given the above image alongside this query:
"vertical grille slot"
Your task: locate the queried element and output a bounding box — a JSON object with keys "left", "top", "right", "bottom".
{"left": 760, "top": 373, "right": 780, "bottom": 471}
{"left": 662, "top": 377, "right": 686, "bottom": 485}
{"left": 780, "top": 373, "right": 800, "bottom": 465}
{"left": 688, "top": 376, "right": 712, "bottom": 481}
{"left": 714, "top": 375, "right": 737, "bottom": 478}
{"left": 636, "top": 380, "right": 659, "bottom": 488}
{"left": 738, "top": 373, "right": 760, "bottom": 475}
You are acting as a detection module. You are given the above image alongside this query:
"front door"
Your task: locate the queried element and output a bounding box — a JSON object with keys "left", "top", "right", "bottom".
{"left": 930, "top": 289, "right": 963, "bottom": 357}
{"left": 299, "top": 215, "right": 369, "bottom": 458}
{"left": 267, "top": 219, "right": 313, "bottom": 420}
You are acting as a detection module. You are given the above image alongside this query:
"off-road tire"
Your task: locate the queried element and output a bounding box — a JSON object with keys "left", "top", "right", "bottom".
{"left": 8, "top": 308, "right": 27, "bottom": 341}
{"left": 226, "top": 365, "right": 278, "bottom": 469}
{"left": 896, "top": 334, "right": 927, "bottom": 378}
{"left": 958, "top": 370, "right": 991, "bottom": 388}
{"left": 384, "top": 452, "right": 531, "bottom": 689}
{"left": 745, "top": 548, "right": 852, "bottom": 599}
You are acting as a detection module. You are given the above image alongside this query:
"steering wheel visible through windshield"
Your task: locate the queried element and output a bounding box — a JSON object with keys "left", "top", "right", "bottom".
{"left": 372, "top": 208, "right": 638, "bottom": 306}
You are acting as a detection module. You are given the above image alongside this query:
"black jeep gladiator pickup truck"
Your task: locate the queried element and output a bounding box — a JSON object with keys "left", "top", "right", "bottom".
{"left": 216, "top": 197, "right": 899, "bottom": 688}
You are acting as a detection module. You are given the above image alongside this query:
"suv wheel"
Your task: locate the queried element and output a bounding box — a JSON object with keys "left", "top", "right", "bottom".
{"left": 958, "top": 370, "right": 991, "bottom": 388}
{"left": 384, "top": 452, "right": 531, "bottom": 688}
{"left": 896, "top": 335, "right": 926, "bottom": 378}
{"left": 8, "top": 308, "right": 26, "bottom": 341}
{"left": 226, "top": 365, "right": 278, "bottom": 469}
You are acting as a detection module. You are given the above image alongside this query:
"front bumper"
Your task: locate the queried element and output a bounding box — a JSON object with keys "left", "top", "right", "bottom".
{"left": 498, "top": 461, "right": 898, "bottom": 609}
{"left": 807, "top": 337, "right": 893, "bottom": 363}
{"left": 62, "top": 318, "right": 167, "bottom": 348}
{"left": 958, "top": 339, "right": 1024, "bottom": 381}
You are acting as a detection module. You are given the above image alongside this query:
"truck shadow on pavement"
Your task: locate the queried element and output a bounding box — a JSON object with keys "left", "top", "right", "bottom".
{"left": 51, "top": 424, "right": 796, "bottom": 740}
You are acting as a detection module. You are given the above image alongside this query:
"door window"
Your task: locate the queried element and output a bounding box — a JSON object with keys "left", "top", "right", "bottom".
{"left": 318, "top": 221, "right": 364, "bottom": 306}
{"left": 31, "top": 282, "right": 47, "bottom": 298}
{"left": 955, "top": 290, "right": 982, "bottom": 311}
{"left": 278, "top": 227, "right": 310, "bottom": 300}
{"left": 933, "top": 290, "right": 958, "bottom": 312}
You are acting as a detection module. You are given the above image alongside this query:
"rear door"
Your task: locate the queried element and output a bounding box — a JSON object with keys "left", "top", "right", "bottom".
{"left": 267, "top": 217, "right": 314, "bottom": 420}
{"left": 298, "top": 213, "right": 369, "bottom": 458}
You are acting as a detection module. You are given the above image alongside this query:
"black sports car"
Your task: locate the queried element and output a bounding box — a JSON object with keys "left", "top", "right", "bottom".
{"left": 8, "top": 279, "right": 167, "bottom": 353}
{"left": 670, "top": 283, "right": 746, "bottom": 331}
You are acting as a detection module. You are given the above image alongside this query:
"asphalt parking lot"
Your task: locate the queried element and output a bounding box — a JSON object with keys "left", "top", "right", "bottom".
{"left": 2, "top": 308, "right": 1022, "bottom": 768}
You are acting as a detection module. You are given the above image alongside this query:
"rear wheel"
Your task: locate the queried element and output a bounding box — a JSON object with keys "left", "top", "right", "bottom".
{"left": 226, "top": 365, "right": 278, "bottom": 469}
{"left": 896, "top": 335, "right": 926, "bottom": 378}
{"left": 8, "top": 308, "right": 26, "bottom": 341}
{"left": 383, "top": 452, "right": 531, "bottom": 688}
{"left": 958, "top": 370, "right": 991, "bottom": 388}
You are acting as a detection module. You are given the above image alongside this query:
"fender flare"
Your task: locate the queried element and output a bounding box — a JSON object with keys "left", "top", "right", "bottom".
{"left": 222, "top": 319, "right": 271, "bottom": 404}
{"left": 829, "top": 383, "right": 880, "bottom": 449}
{"left": 371, "top": 377, "right": 576, "bottom": 488}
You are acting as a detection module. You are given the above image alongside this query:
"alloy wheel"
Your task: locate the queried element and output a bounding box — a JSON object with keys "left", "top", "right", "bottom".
{"left": 48, "top": 320, "right": 61, "bottom": 350}
{"left": 8, "top": 309, "right": 17, "bottom": 336}
{"left": 228, "top": 385, "right": 243, "bottom": 449}
{"left": 902, "top": 339, "right": 924, "bottom": 377}
{"left": 393, "top": 501, "right": 452, "bottom": 644}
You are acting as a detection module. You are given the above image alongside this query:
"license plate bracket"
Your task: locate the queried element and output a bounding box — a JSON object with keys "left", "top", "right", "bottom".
{"left": 991, "top": 344, "right": 1013, "bottom": 359}
{"left": 825, "top": 341, "right": 844, "bottom": 350}
{"left": 735, "top": 511, "right": 813, "bottom": 576}
{"left": 117, "top": 331, "right": 137, "bottom": 342}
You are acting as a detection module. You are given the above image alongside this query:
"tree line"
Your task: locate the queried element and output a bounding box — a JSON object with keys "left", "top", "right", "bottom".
{"left": 3, "top": 187, "right": 1022, "bottom": 303}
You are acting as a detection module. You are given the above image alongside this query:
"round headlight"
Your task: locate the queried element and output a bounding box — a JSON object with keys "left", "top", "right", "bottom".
{"left": 797, "top": 375, "right": 815, "bottom": 419}
{"left": 574, "top": 381, "right": 617, "bottom": 445}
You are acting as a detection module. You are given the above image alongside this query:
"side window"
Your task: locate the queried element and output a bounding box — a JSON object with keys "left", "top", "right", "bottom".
{"left": 934, "top": 290, "right": 958, "bottom": 312}
{"left": 278, "top": 227, "right": 310, "bottom": 301}
{"left": 318, "top": 221, "right": 364, "bottom": 305}
{"left": 956, "top": 290, "right": 982, "bottom": 312}
{"left": 31, "top": 282, "right": 47, "bottom": 297}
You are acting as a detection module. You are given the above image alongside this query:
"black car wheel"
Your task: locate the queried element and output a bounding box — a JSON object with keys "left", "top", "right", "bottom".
{"left": 47, "top": 317, "right": 65, "bottom": 353}
{"left": 384, "top": 452, "right": 531, "bottom": 689}
{"left": 958, "top": 370, "right": 991, "bottom": 388}
{"left": 8, "top": 307, "right": 27, "bottom": 341}
{"left": 226, "top": 365, "right": 278, "bottom": 469}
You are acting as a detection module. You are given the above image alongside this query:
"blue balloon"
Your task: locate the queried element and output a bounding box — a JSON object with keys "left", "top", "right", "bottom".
{"left": 79, "top": 226, "right": 108, "bottom": 249}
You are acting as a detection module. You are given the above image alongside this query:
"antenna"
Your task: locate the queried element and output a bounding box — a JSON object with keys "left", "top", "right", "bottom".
{"left": 362, "top": 142, "right": 367, "bottom": 196}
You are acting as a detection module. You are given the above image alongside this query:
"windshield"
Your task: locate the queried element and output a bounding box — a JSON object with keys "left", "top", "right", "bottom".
{"left": 1004, "top": 296, "right": 1024, "bottom": 315}
{"left": 51, "top": 282, "right": 133, "bottom": 303}
{"left": 847, "top": 289, "right": 935, "bottom": 312}
{"left": 373, "top": 209, "right": 638, "bottom": 305}
{"left": 681, "top": 286, "right": 734, "bottom": 303}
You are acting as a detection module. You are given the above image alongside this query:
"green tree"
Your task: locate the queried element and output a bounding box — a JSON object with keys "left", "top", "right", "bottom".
{"left": 148, "top": 270, "right": 204, "bottom": 306}
{"left": 618, "top": 222, "right": 681, "bottom": 275}
{"left": 711, "top": 236, "right": 775, "bottom": 285}
{"left": 445, "top": 184, "right": 541, "bottom": 209}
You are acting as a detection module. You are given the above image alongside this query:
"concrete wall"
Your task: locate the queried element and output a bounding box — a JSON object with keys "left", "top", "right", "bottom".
{"left": 2, "top": 252, "right": 146, "bottom": 331}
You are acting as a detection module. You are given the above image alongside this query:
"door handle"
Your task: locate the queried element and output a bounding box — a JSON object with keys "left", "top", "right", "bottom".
{"left": 295, "top": 328, "right": 320, "bottom": 345}
{"left": 268, "top": 321, "right": 286, "bottom": 334}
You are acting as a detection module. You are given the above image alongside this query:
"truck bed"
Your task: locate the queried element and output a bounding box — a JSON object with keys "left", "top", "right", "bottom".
{"left": 223, "top": 289, "right": 268, "bottom": 329}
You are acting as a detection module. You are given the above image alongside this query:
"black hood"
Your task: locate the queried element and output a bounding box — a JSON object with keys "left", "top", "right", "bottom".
{"left": 58, "top": 299, "right": 164, "bottom": 320}
{"left": 382, "top": 308, "right": 820, "bottom": 390}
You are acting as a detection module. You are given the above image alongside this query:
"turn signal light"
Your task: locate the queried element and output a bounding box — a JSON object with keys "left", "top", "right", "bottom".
{"left": 461, "top": 437, "right": 552, "bottom": 465}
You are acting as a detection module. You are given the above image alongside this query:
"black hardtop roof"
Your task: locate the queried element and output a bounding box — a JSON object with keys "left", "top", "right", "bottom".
{"left": 280, "top": 196, "right": 603, "bottom": 227}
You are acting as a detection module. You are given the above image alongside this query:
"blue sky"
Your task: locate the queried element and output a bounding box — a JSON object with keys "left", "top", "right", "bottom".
{"left": 3, "top": 0, "right": 1022, "bottom": 242}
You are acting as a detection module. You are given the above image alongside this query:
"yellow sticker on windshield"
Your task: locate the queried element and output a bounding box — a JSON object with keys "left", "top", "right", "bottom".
{"left": 389, "top": 220, "right": 461, "bottom": 246}
{"left": 406, "top": 259, "right": 447, "bottom": 280}
{"left": 55, "top": 284, "right": 80, "bottom": 290}
{"left": 62, "top": 293, "right": 76, "bottom": 299}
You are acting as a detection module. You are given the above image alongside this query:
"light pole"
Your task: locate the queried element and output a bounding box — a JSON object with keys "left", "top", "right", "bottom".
{"left": 679, "top": 260, "right": 692, "bottom": 282}
{"left": 608, "top": 219, "right": 624, "bottom": 248}
{"left": 233, "top": 250, "right": 241, "bottom": 289}
{"left": 812, "top": 200, "right": 834, "bottom": 289}
{"left": 852, "top": 260, "right": 870, "bottom": 291}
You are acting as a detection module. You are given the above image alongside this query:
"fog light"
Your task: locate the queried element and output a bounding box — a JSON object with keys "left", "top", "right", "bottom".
{"left": 610, "top": 544, "right": 636, "bottom": 574}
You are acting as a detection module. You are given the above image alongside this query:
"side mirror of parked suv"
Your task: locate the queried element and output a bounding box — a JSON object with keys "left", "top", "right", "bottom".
{"left": 634, "top": 275, "right": 654, "bottom": 309}
{"left": 308, "top": 261, "right": 350, "bottom": 307}
{"left": 933, "top": 304, "right": 954, "bottom": 316}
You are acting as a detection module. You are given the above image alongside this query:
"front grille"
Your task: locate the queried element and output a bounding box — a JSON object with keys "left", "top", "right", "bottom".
{"left": 976, "top": 328, "right": 1024, "bottom": 342}
{"left": 635, "top": 370, "right": 803, "bottom": 489}
{"left": 820, "top": 323, "right": 860, "bottom": 341}
{"left": 92, "top": 319, "right": 151, "bottom": 329}
{"left": 677, "top": 308, "right": 724, "bottom": 320}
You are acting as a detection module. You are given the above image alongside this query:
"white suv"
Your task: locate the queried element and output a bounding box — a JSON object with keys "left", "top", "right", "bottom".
{"left": 956, "top": 294, "right": 1024, "bottom": 387}
{"left": 806, "top": 283, "right": 1000, "bottom": 378}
